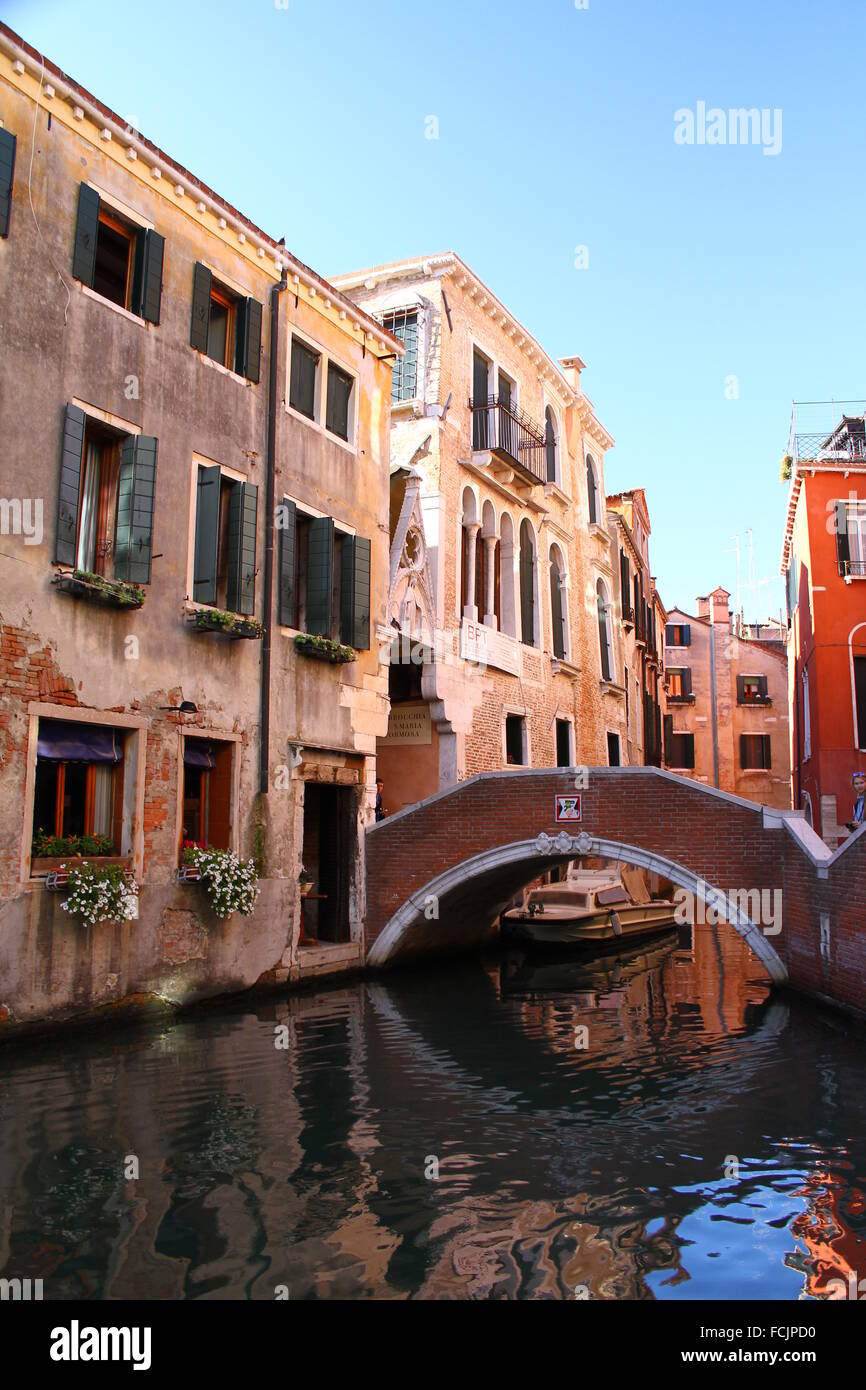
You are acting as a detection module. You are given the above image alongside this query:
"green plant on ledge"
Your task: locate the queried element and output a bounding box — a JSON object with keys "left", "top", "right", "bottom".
{"left": 294, "top": 633, "right": 357, "bottom": 664}
{"left": 190, "top": 607, "right": 265, "bottom": 637}
{"left": 183, "top": 846, "right": 261, "bottom": 919}
{"left": 71, "top": 569, "right": 145, "bottom": 606}
{"left": 33, "top": 829, "right": 116, "bottom": 858}
{"left": 780, "top": 454, "right": 793, "bottom": 482}
{"left": 60, "top": 862, "right": 139, "bottom": 930}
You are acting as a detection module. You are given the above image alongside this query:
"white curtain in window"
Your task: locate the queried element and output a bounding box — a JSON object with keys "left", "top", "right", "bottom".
{"left": 76, "top": 442, "right": 101, "bottom": 571}
{"left": 92, "top": 765, "right": 113, "bottom": 838}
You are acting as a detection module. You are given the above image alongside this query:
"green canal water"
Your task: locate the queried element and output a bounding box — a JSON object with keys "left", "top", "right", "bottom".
{"left": 1, "top": 922, "right": 864, "bottom": 1300}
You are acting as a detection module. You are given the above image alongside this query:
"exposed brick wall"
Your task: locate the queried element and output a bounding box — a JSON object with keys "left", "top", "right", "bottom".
{"left": 366, "top": 767, "right": 866, "bottom": 1017}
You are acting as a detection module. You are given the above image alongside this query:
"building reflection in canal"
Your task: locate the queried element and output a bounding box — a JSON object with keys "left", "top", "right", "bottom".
{"left": 0, "top": 918, "right": 864, "bottom": 1300}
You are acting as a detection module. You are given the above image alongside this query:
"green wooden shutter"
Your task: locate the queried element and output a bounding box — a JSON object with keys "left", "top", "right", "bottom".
{"left": 277, "top": 498, "right": 297, "bottom": 627}
{"left": 114, "top": 435, "right": 157, "bottom": 584}
{"left": 739, "top": 734, "right": 749, "bottom": 769}
{"left": 306, "top": 516, "right": 334, "bottom": 636}
{"left": 54, "top": 403, "right": 86, "bottom": 565}
{"left": 736, "top": 674, "right": 745, "bottom": 702}
{"left": 682, "top": 623, "right": 691, "bottom": 646}
{"left": 550, "top": 559, "right": 565, "bottom": 659}
{"left": 681, "top": 667, "right": 692, "bottom": 697}
{"left": 663, "top": 714, "right": 673, "bottom": 766}
{"left": 72, "top": 183, "right": 100, "bottom": 286}
{"left": 137, "top": 230, "right": 164, "bottom": 324}
{"left": 290, "top": 339, "right": 318, "bottom": 417}
{"left": 238, "top": 297, "right": 262, "bottom": 382}
{"left": 193, "top": 464, "right": 221, "bottom": 604}
{"left": 326, "top": 365, "right": 353, "bottom": 439}
{"left": 190, "top": 262, "right": 212, "bottom": 351}
{"left": 0, "top": 128, "right": 16, "bottom": 238}
{"left": 759, "top": 675, "right": 768, "bottom": 700}
{"left": 226, "top": 481, "right": 258, "bottom": 615}
{"left": 341, "top": 535, "right": 370, "bottom": 649}
{"left": 835, "top": 500, "right": 850, "bottom": 570}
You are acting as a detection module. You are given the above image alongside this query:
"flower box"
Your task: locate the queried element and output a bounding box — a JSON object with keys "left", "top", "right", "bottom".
{"left": 34, "top": 853, "right": 129, "bottom": 878}
{"left": 46, "top": 863, "right": 135, "bottom": 892}
{"left": 187, "top": 608, "right": 264, "bottom": 640}
{"left": 53, "top": 570, "right": 145, "bottom": 609}
{"left": 294, "top": 634, "right": 356, "bottom": 665}
{"left": 176, "top": 865, "right": 202, "bottom": 883}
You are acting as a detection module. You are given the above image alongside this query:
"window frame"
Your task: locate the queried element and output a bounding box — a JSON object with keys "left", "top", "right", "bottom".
{"left": 22, "top": 705, "right": 147, "bottom": 882}
{"left": 287, "top": 331, "right": 359, "bottom": 451}
{"left": 178, "top": 730, "right": 241, "bottom": 858}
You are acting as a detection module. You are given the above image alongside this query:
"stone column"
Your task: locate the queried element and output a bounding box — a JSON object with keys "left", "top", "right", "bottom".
{"left": 483, "top": 535, "right": 498, "bottom": 629}
{"left": 463, "top": 522, "right": 481, "bottom": 622}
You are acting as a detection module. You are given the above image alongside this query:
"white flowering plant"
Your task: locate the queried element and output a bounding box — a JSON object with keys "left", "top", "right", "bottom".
{"left": 60, "top": 862, "right": 139, "bottom": 930}
{"left": 186, "top": 846, "right": 260, "bottom": 920}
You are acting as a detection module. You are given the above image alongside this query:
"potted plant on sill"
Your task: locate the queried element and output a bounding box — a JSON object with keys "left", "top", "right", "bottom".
{"left": 31, "top": 829, "right": 127, "bottom": 875}
{"left": 187, "top": 607, "right": 264, "bottom": 640}
{"left": 294, "top": 633, "right": 356, "bottom": 665}
{"left": 299, "top": 868, "right": 314, "bottom": 898}
{"left": 59, "top": 861, "right": 139, "bottom": 928}
{"left": 53, "top": 569, "right": 145, "bottom": 609}
{"left": 178, "top": 844, "right": 261, "bottom": 919}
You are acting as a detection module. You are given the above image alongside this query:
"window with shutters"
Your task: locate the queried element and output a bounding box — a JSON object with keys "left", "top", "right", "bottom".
{"left": 740, "top": 733, "right": 772, "bottom": 770}
{"left": 276, "top": 500, "right": 370, "bottom": 649}
{"left": 519, "top": 519, "right": 538, "bottom": 647}
{"left": 586, "top": 455, "right": 600, "bottom": 526}
{"left": 53, "top": 406, "right": 158, "bottom": 585}
{"left": 544, "top": 407, "right": 558, "bottom": 485}
{"left": 380, "top": 309, "right": 419, "bottom": 402}
{"left": 834, "top": 498, "right": 866, "bottom": 578}
{"left": 667, "top": 667, "right": 693, "bottom": 702}
{"left": 670, "top": 731, "right": 695, "bottom": 769}
{"left": 181, "top": 737, "right": 235, "bottom": 853}
{"left": 191, "top": 464, "right": 258, "bottom": 615}
{"left": 30, "top": 716, "right": 135, "bottom": 863}
{"left": 597, "top": 579, "right": 614, "bottom": 682}
{"left": 325, "top": 362, "right": 355, "bottom": 442}
{"left": 289, "top": 337, "right": 321, "bottom": 420}
{"left": 549, "top": 544, "right": 568, "bottom": 660}
{"left": 71, "top": 184, "right": 164, "bottom": 322}
{"left": 189, "top": 263, "right": 262, "bottom": 382}
{"left": 0, "top": 126, "right": 17, "bottom": 238}
{"left": 737, "top": 674, "right": 769, "bottom": 705}
{"left": 665, "top": 623, "right": 691, "bottom": 647}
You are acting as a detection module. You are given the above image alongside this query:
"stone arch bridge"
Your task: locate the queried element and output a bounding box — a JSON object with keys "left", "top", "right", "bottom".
{"left": 364, "top": 767, "right": 866, "bottom": 1018}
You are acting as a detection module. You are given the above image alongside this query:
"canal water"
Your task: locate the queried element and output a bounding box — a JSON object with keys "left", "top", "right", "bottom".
{"left": 1, "top": 922, "right": 865, "bottom": 1300}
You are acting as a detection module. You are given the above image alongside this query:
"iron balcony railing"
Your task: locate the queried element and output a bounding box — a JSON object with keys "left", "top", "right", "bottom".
{"left": 839, "top": 559, "right": 866, "bottom": 578}
{"left": 470, "top": 395, "right": 546, "bottom": 484}
{"left": 793, "top": 430, "right": 866, "bottom": 464}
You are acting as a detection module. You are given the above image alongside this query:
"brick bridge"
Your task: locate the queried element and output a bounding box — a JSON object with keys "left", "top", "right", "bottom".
{"left": 365, "top": 767, "right": 866, "bottom": 1018}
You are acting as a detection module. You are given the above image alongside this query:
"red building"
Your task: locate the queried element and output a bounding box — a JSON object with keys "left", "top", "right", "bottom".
{"left": 781, "top": 412, "right": 866, "bottom": 845}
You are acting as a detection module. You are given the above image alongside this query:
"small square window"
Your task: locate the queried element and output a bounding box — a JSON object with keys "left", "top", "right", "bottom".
{"left": 326, "top": 363, "right": 353, "bottom": 441}
{"left": 290, "top": 338, "right": 320, "bottom": 420}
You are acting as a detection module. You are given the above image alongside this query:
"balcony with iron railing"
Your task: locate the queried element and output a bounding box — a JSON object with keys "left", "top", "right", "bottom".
{"left": 470, "top": 395, "right": 546, "bottom": 486}
{"left": 787, "top": 405, "right": 866, "bottom": 466}
{"left": 838, "top": 558, "right": 866, "bottom": 579}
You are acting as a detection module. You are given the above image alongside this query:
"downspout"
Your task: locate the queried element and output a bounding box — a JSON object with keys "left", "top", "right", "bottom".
{"left": 260, "top": 265, "right": 288, "bottom": 794}
{"left": 709, "top": 594, "right": 720, "bottom": 788}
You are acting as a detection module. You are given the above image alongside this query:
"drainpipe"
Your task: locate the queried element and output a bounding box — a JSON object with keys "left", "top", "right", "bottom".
{"left": 260, "top": 265, "right": 288, "bottom": 794}
{"left": 709, "top": 593, "right": 720, "bottom": 788}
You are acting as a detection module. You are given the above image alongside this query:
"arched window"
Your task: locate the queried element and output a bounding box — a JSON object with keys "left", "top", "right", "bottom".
{"left": 597, "top": 578, "right": 613, "bottom": 681}
{"left": 499, "top": 513, "right": 516, "bottom": 638}
{"left": 586, "top": 454, "right": 599, "bottom": 526}
{"left": 549, "top": 546, "right": 568, "bottom": 660}
{"left": 519, "top": 519, "right": 537, "bottom": 647}
{"left": 460, "top": 487, "right": 479, "bottom": 620}
{"left": 480, "top": 500, "right": 499, "bottom": 629}
{"left": 545, "top": 407, "right": 557, "bottom": 484}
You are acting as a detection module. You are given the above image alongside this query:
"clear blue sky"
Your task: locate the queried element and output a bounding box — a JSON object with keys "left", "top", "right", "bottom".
{"left": 7, "top": 0, "right": 866, "bottom": 620}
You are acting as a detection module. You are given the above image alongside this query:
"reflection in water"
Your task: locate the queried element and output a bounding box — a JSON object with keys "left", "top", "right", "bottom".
{"left": 1, "top": 921, "right": 865, "bottom": 1299}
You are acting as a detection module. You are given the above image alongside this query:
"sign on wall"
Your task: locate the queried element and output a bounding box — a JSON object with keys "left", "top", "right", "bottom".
{"left": 380, "top": 703, "right": 432, "bottom": 746}
{"left": 555, "top": 794, "right": 582, "bottom": 822}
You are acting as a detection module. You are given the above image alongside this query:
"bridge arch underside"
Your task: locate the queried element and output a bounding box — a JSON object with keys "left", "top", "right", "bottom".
{"left": 367, "top": 836, "right": 788, "bottom": 983}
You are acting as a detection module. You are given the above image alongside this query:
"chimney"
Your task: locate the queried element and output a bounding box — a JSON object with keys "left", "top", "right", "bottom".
{"left": 559, "top": 356, "right": 586, "bottom": 392}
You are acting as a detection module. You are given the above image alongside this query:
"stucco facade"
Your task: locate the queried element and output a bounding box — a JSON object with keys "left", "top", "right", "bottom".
{"left": 606, "top": 489, "right": 665, "bottom": 767}
{"left": 781, "top": 414, "right": 866, "bottom": 845}
{"left": 0, "top": 27, "right": 399, "bottom": 1031}
{"left": 332, "top": 254, "right": 627, "bottom": 814}
{"left": 663, "top": 588, "right": 791, "bottom": 808}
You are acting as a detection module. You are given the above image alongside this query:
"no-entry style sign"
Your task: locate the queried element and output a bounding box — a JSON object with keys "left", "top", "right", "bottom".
{"left": 554, "top": 794, "right": 582, "bottom": 822}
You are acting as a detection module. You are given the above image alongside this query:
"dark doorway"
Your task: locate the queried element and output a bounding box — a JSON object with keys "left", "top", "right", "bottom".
{"left": 607, "top": 732, "right": 621, "bottom": 767}
{"left": 556, "top": 719, "right": 572, "bottom": 768}
{"left": 301, "top": 783, "right": 355, "bottom": 943}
